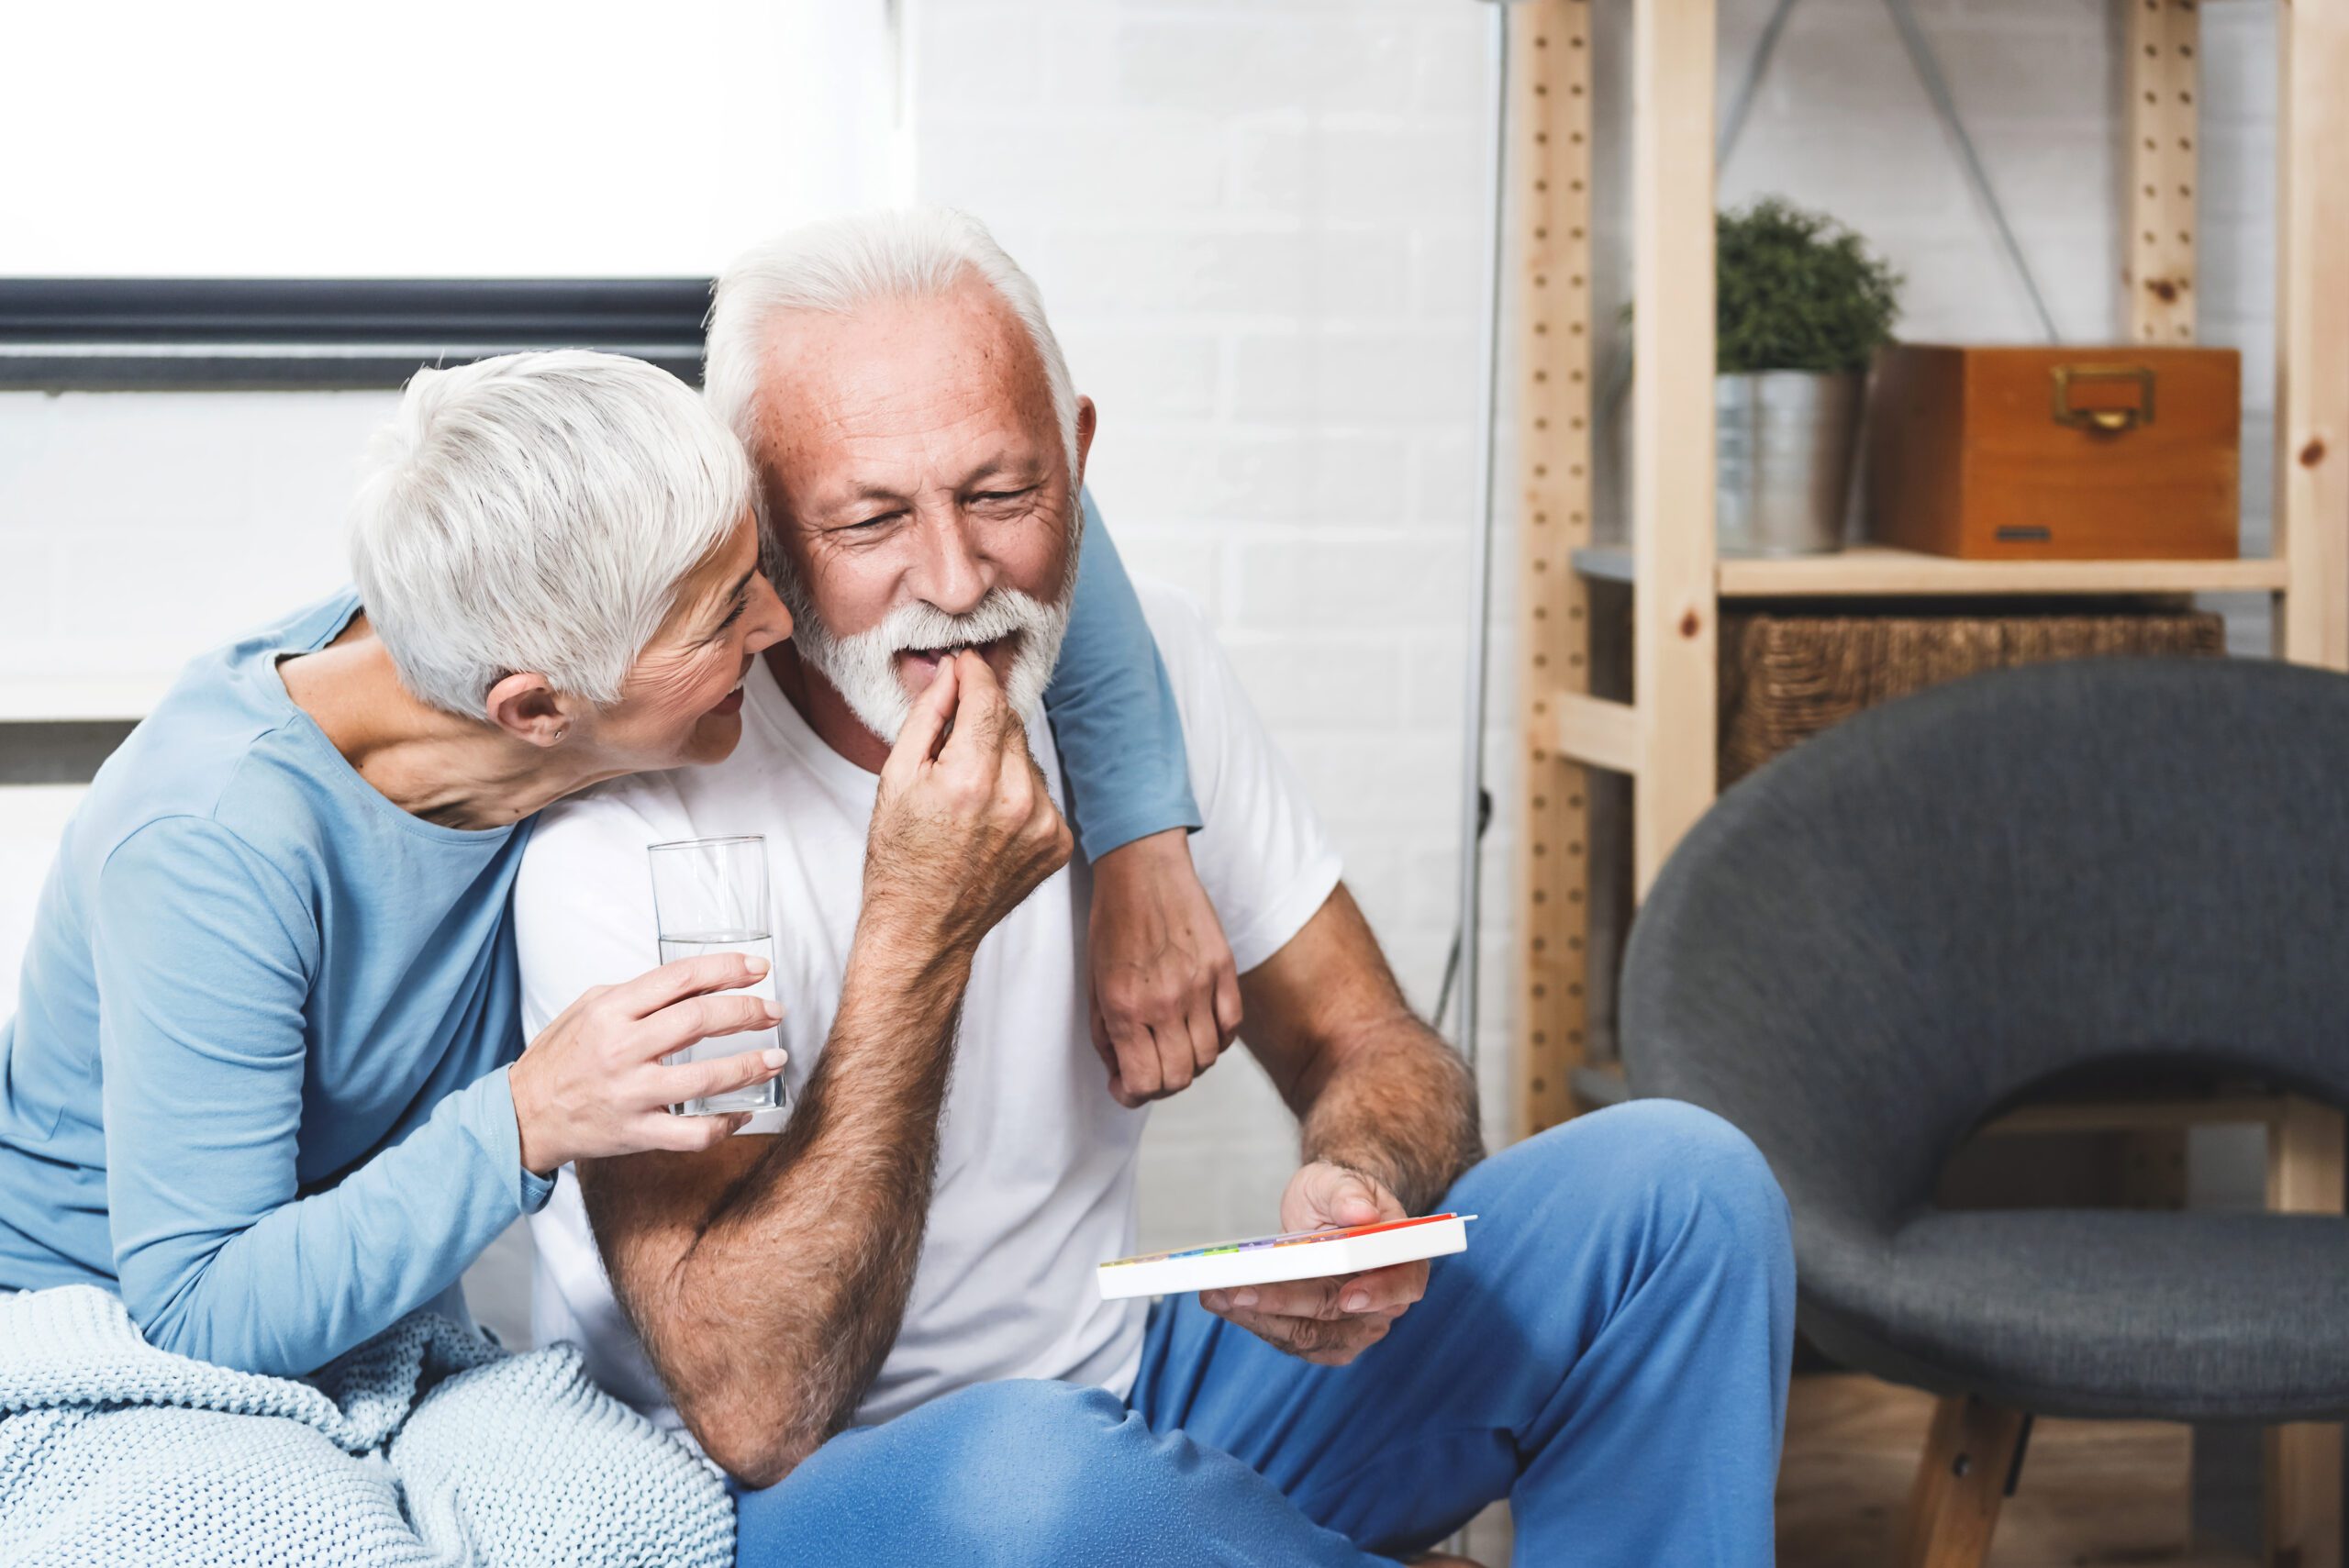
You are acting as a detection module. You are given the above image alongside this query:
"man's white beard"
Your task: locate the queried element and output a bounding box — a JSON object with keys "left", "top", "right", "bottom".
{"left": 788, "top": 584, "right": 1071, "bottom": 743}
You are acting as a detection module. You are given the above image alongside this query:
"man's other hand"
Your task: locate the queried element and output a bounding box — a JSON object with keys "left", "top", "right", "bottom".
{"left": 1197, "top": 1162, "right": 1429, "bottom": 1366}
{"left": 1087, "top": 828, "right": 1241, "bottom": 1108}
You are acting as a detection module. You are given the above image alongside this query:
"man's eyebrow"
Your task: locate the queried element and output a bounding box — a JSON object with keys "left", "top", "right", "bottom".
{"left": 826, "top": 482, "right": 908, "bottom": 507}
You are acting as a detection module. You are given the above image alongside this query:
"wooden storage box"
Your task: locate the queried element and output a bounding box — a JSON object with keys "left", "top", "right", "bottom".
{"left": 1718, "top": 606, "right": 2225, "bottom": 785}
{"left": 1865, "top": 344, "right": 2241, "bottom": 561}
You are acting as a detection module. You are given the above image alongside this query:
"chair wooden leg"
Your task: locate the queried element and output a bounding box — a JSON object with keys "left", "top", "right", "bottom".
{"left": 2266, "top": 1099, "right": 2345, "bottom": 1568}
{"left": 2266, "top": 1424, "right": 2343, "bottom": 1568}
{"left": 1896, "top": 1395, "right": 2031, "bottom": 1568}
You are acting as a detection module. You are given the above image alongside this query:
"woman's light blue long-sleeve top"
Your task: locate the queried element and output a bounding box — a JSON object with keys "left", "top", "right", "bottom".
{"left": 0, "top": 498, "right": 1194, "bottom": 1375}
{"left": 1052, "top": 494, "right": 1201, "bottom": 858}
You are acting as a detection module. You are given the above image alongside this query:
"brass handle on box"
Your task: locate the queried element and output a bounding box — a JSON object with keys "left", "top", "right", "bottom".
{"left": 2051, "top": 364, "right": 2155, "bottom": 434}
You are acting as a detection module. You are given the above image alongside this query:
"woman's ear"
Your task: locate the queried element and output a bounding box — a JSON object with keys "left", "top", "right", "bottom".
{"left": 484, "top": 672, "right": 573, "bottom": 748}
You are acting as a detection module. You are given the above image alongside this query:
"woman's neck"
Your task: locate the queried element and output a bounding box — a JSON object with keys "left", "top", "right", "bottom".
{"left": 278, "top": 620, "right": 617, "bottom": 831}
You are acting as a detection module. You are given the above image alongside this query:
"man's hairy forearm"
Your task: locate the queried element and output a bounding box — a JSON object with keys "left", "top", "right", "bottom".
{"left": 1242, "top": 888, "right": 1484, "bottom": 1218}
{"left": 577, "top": 918, "right": 968, "bottom": 1485}
{"left": 1299, "top": 1012, "right": 1483, "bottom": 1217}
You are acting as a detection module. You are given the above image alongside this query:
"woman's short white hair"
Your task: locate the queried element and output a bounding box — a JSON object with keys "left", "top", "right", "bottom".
{"left": 703, "top": 206, "right": 1079, "bottom": 516}
{"left": 350, "top": 350, "right": 752, "bottom": 718}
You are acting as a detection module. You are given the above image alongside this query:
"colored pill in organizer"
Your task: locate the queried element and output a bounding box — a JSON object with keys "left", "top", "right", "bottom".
{"left": 1100, "top": 1213, "right": 1462, "bottom": 1271}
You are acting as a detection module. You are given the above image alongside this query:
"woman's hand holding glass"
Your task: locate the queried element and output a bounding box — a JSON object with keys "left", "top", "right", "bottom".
{"left": 509, "top": 955, "right": 788, "bottom": 1174}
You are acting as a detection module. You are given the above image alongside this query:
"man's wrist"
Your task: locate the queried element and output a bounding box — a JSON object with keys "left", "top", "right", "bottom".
{"left": 850, "top": 896, "right": 977, "bottom": 995}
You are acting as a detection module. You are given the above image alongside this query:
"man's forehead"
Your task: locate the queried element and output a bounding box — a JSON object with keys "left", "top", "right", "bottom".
{"left": 754, "top": 281, "right": 1042, "bottom": 431}
{"left": 749, "top": 284, "right": 1063, "bottom": 517}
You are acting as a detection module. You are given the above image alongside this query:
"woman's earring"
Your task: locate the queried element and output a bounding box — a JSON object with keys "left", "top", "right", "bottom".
{"left": 555, "top": 727, "right": 569, "bottom": 743}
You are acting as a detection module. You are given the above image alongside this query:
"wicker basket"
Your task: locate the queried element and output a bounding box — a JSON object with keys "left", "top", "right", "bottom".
{"left": 1719, "top": 607, "right": 2226, "bottom": 786}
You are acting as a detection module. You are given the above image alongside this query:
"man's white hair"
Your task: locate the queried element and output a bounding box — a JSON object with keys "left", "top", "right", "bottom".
{"left": 350, "top": 350, "right": 752, "bottom": 718}
{"left": 703, "top": 206, "right": 1079, "bottom": 517}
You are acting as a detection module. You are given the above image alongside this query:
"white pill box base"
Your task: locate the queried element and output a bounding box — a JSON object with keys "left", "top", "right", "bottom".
{"left": 1097, "top": 1215, "right": 1473, "bottom": 1301}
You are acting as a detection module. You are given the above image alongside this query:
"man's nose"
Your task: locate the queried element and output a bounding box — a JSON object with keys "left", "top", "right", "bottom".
{"left": 908, "top": 509, "right": 994, "bottom": 617}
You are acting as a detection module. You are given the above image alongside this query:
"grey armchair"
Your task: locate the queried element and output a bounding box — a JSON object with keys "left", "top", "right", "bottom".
{"left": 1620, "top": 657, "right": 2349, "bottom": 1566}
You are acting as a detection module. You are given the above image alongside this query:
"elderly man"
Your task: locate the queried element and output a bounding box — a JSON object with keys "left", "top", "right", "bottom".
{"left": 513, "top": 209, "right": 1794, "bottom": 1568}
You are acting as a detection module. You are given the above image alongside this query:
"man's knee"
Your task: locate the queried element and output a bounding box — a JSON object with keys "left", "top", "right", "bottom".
{"left": 1498, "top": 1098, "right": 1790, "bottom": 1262}
{"left": 1614, "top": 1102, "right": 1791, "bottom": 1295}
{"left": 1623, "top": 1098, "right": 1783, "bottom": 1217}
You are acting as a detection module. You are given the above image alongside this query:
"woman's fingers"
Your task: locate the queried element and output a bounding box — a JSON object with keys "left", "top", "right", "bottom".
{"left": 639, "top": 992, "right": 783, "bottom": 1059}
{"left": 1185, "top": 999, "right": 1221, "bottom": 1079}
{"left": 1087, "top": 999, "right": 1139, "bottom": 1107}
{"left": 1212, "top": 965, "right": 1243, "bottom": 1051}
{"left": 645, "top": 1108, "right": 755, "bottom": 1152}
{"left": 607, "top": 951, "right": 771, "bottom": 1018}
{"left": 654, "top": 1046, "right": 788, "bottom": 1109}
{"left": 1108, "top": 1018, "right": 1164, "bottom": 1100}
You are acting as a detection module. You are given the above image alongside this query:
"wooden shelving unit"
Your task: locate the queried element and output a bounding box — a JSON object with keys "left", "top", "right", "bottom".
{"left": 1509, "top": 0, "right": 2349, "bottom": 1121}
{"left": 1508, "top": 1, "right": 2349, "bottom": 1559}
{"left": 1572, "top": 541, "right": 2297, "bottom": 598}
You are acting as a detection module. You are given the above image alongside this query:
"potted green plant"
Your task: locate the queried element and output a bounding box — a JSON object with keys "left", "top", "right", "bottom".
{"left": 1713, "top": 198, "right": 1901, "bottom": 555}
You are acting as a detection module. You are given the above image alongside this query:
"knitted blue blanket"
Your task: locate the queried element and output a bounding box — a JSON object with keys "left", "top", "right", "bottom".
{"left": 0, "top": 1285, "right": 733, "bottom": 1567}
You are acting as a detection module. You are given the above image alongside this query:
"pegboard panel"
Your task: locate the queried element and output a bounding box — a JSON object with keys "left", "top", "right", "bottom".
{"left": 1510, "top": 0, "right": 1598, "bottom": 1140}
{"left": 2124, "top": 0, "right": 2201, "bottom": 343}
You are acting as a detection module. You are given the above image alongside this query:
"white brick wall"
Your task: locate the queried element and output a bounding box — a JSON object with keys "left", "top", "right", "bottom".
{"left": 0, "top": 0, "right": 2294, "bottom": 1299}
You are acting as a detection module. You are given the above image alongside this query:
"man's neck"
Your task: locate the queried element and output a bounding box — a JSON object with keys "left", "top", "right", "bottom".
{"left": 763, "top": 642, "right": 892, "bottom": 774}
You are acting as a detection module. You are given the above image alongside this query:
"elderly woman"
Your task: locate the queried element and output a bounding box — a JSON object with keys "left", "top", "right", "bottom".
{"left": 0, "top": 348, "right": 1220, "bottom": 1377}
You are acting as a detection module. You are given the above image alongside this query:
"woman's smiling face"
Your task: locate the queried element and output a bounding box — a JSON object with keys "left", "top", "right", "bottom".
{"left": 583, "top": 510, "right": 793, "bottom": 771}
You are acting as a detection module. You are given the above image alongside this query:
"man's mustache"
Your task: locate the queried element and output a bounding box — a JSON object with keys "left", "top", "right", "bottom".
{"left": 853, "top": 591, "right": 1059, "bottom": 656}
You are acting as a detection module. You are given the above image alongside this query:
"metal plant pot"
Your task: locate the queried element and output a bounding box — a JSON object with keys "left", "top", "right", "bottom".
{"left": 1714, "top": 370, "right": 1864, "bottom": 556}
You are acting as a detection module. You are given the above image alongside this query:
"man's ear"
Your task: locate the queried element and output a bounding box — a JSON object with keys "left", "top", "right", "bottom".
{"left": 1072, "top": 395, "right": 1097, "bottom": 489}
{"left": 484, "top": 671, "right": 574, "bottom": 748}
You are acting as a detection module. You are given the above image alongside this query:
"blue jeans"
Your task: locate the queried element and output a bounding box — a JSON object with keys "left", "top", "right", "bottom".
{"left": 735, "top": 1102, "right": 1795, "bottom": 1566}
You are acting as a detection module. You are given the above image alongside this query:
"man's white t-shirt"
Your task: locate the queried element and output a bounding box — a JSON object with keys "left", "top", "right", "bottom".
{"left": 512, "top": 583, "right": 1342, "bottom": 1430}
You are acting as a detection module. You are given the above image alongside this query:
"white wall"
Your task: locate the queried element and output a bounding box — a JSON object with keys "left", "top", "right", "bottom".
{"left": 0, "top": 391, "right": 396, "bottom": 718}
{"left": 0, "top": 0, "right": 2291, "bottom": 1290}
{"left": 4, "top": 1, "right": 897, "bottom": 277}
{"left": 0, "top": 391, "right": 400, "bottom": 1017}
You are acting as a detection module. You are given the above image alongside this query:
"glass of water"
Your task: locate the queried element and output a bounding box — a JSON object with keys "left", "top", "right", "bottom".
{"left": 647, "top": 834, "right": 785, "bottom": 1117}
